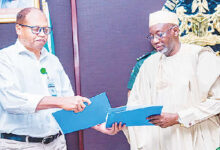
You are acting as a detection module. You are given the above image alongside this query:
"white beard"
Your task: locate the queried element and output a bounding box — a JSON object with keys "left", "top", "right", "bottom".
{"left": 159, "top": 47, "right": 169, "bottom": 55}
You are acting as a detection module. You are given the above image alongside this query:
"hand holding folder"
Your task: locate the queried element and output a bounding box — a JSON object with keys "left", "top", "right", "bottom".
{"left": 52, "top": 92, "right": 111, "bottom": 134}
{"left": 106, "top": 105, "right": 163, "bottom": 128}
{"left": 53, "top": 92, "right": 163, "bottom": 134}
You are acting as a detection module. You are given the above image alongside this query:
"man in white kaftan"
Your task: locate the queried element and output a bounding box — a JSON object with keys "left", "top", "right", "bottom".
{"left": 123, "top": 10, "right": 220, "bottom": 150}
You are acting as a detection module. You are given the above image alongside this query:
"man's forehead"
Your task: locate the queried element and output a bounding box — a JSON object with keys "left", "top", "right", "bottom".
{"left": 149, "top": 23, "right": 169, "bottom": 33}
{"left": 24, "top": 10, "right": 48, "bottom": 26}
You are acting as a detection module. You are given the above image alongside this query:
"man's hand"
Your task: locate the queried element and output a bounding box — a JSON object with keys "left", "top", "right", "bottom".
{"left": 92, "top": 122, "right": 126, "bottom": 135}
{"left": 147, "top": 113, "right": 179, "bottom": 128}
{"left": 60, "top": 96, "right": 91, "bottom": 113}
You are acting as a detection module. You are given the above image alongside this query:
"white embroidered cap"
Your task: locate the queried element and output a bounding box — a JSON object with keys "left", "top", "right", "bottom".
{"left": 149, "top": 10, "right": 179, "bottom": 27}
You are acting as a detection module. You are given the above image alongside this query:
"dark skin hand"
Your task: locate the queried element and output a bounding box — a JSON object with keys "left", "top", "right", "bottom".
{"left": 147, "top": 113, "right": 179, "bottom": 128}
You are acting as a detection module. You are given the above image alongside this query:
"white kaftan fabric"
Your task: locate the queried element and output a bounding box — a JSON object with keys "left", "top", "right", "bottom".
{"left": 124, "top": 44, "right": 220, "bottom": 150}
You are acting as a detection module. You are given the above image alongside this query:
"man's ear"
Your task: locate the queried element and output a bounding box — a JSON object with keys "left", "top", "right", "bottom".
{"left": 173, "top": 26, "right": 180, "bottom": 37}
{"left": 15, "top": 24, "right": 22, "bottom": 35}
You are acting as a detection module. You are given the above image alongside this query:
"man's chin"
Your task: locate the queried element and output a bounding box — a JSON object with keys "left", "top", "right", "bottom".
{"left": 157, "top": 48, "right": 168, "bottom": 54}
{"left": 157, "top": 48, "right": 170, "bottom": 56}
{"left": 35, "top": 43, "right": 46, "bottom": 50}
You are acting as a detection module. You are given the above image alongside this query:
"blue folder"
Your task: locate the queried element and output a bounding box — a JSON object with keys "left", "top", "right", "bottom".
{"left": 106, "top": 105, "right": 163, "bottom": 128}
{"left": 52, "top": 92, "right": 111, "bottom": 134}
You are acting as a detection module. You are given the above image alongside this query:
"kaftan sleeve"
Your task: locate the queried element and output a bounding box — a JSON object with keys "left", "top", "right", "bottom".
{"left": 178, "top": 48, "right": 220, "bottom": 127}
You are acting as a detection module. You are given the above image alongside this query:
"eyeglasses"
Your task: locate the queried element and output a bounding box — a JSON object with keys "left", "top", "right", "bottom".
{"left": 147, "top": 26, "right": 176, "bottom": 41}
{"left": 18, "top": 24, "right": 52, "bottom": 35}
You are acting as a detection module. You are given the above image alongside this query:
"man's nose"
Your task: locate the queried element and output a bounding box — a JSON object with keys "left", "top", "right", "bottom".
{"left": 38, "top": 28, "right": 46, "bottom": 36}
{"left": 151, "top": 36, "right": 160, "bottom": 44}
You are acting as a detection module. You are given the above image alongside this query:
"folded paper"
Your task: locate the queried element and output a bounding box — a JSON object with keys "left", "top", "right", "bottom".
{"left": 106, "top": 105, "right": 163, "bottom": 128}
{"left": 52, "top": 92, "right": 111, "bottom": 134}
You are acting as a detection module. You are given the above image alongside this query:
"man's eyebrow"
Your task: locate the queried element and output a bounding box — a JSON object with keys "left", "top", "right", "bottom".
{"left": 150, "top": 30, "right": 163, "bottom": 35}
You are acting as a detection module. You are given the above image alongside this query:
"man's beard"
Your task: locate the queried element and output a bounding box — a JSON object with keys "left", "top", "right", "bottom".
{"left": 159, "top": 47, "right": 169, "bottom": 56}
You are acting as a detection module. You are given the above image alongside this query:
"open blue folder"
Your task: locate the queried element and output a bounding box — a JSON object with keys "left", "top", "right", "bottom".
{"left": 52, "top": 92, "right": 111, "bottom": 134}
{"left": 106, "top": 105, "right": 163, "bottom": 128}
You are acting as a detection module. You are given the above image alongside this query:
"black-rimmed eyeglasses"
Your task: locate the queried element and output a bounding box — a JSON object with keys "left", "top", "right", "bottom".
{"left": 146, "top": 26, "right": 176, "bottom": 41}
{"left": 18, "top": 24, "right": 52, "bottom": 35}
